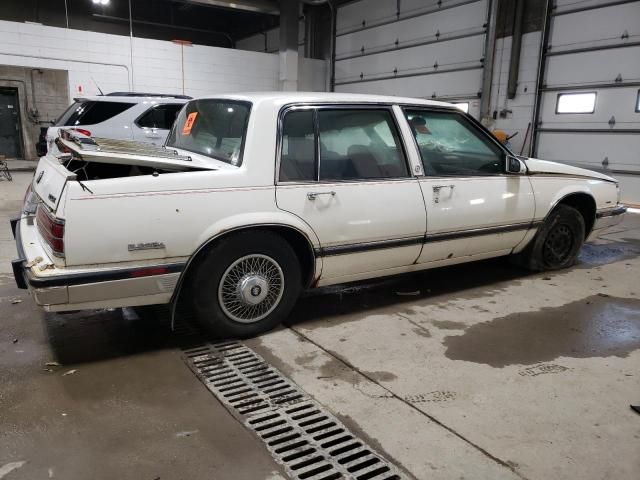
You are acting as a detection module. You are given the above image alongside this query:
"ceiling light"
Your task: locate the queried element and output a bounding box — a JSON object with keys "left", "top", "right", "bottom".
{"left": 92, "top": 0, "right": 110, "bottom": 5}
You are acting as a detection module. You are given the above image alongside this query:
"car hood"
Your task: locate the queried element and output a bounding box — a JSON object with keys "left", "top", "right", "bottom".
{"left": 524, "top": 158, "right": 616, "bottom": 182}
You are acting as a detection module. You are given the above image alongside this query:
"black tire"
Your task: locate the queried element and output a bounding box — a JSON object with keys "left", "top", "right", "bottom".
{"left": 513, "top": 204, "right": 585, "bottom": 271}
{"left": 189, "top": 230, "right": 302, "bottom": 339}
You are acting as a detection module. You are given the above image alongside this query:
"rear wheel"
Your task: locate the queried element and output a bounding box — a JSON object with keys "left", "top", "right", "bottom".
{"left": 190, "top": 231, "right": 302, "bottom": 338}
{"left": 513, "top": 204, "right": 585, "bottom": 271}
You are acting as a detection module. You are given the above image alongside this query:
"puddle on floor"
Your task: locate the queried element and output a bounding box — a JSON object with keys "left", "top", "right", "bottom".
{"left": 578, "top": 240, "right": 640, "bottom": 267}
{"left": 443, "top": 295, "right": 640, "bottom": 367}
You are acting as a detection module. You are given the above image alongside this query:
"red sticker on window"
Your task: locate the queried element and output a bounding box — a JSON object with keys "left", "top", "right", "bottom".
{"left": 182, "top": 112, "right": 198, "bottom": 135}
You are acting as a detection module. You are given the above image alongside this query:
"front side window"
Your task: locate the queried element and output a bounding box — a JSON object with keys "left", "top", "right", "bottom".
{"left": 404, "top": 109, "right": 504, "bottom": 176}
{"left": 136, "top": 104, "right": 184, "bottom": 129}
{"left": 318, "top": 109, "right": 408, "bottom": 181}
{"left": 166, "top": 99, "right": 250, "bottom": 165}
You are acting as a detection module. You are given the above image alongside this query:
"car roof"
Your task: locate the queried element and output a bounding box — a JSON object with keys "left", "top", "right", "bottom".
{"left": 195, "top": 91, "right": 458, "bottom": 109}
{"left": 75, "top": 95, "right": 188, "bottom": 104}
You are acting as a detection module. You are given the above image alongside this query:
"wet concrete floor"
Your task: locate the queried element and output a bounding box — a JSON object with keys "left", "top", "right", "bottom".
{"left": 443, "top": 294, "right": 640, "bottom": 367}
{"left": 0, "top": 281, "right": 286, "bottom": 480}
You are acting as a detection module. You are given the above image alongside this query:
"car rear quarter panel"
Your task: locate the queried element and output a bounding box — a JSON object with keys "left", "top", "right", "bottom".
{"left": 62, "top": 101, "right": 318, "bottom": 267}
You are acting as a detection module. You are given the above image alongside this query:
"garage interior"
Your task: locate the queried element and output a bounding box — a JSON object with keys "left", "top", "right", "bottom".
{"left": 1, "top": 1, "right": 639, "bottom": 479}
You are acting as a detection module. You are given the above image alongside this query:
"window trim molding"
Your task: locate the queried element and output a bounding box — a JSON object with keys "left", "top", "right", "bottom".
{"left": 555, "top": 92, "right": 597, "bottom": 115}
{"left": 400, "top": 106, "right": 509, "bottom": 177}
{"left": 276, "top": 103, "right": 414, "bottom": 185}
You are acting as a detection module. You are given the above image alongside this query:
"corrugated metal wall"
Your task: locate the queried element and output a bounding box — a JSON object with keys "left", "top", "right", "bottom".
{"left": 334, "top": 0, "right": 490, "bottom": 118}
{"left": 533, "top": 0, "right": 640, "bottom": 203}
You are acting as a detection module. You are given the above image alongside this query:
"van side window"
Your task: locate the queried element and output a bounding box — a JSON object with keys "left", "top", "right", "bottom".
{"left": 279, "top": 110, "right": 317, "bottom": 182}
{"left": 136, "top": 104, "right": 183, "bottom": 130}
{"left": 317, "top": 109, "right": 408, "bottom": 181}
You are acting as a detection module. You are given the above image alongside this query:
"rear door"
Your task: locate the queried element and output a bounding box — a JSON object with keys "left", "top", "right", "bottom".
{"left": 132, "top": 103, "right": 184, "bottom": 145}
{"left": 402, "top": 108, "right": 536, "bottom": 263}
{"left": 0, "top": 87, "right": 22, "bottom": 158}
{"left": 276, "top": 105, "right": 426, "bottom": 283}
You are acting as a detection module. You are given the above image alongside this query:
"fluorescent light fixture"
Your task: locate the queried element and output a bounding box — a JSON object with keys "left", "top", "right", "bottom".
{"left": 556, "top": 92, "right": 596, "bottom": 114}
{"left": 92, "top": 0, "right": 110, "bottom": 5}
{"left": 453, "top": 102, "right": 469, "bottom": 114}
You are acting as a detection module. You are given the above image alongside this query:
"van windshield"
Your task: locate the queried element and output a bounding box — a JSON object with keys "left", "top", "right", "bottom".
{"left": 166, "top": 99, "right": 251, "bottom": 166}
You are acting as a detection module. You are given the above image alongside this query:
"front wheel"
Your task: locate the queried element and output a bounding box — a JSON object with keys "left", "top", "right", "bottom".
{"left": 189, "top": 231, "right": 302, "bottom": 338}
{"left": 513, "top": 204, "right": 585, "bottom": 271}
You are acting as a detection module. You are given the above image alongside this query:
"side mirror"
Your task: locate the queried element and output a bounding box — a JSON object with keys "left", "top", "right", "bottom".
{"left": 506, "top": 155, "right": 526, "bottom": 174}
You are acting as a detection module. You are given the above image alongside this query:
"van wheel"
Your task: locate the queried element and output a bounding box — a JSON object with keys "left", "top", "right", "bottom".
{"left": 190, "top": 231, "right": 301, "bottom": 339}
{"left": 514, "top": 204, "right": 585, "bottom": 271}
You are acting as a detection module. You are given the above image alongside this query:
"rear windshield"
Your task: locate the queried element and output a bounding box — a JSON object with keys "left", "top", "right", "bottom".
{"left": 165, "top": 99, "right": 251, "bottom": 165}
{"left": 55, "top": 100, "right": 135, "bottom": 126}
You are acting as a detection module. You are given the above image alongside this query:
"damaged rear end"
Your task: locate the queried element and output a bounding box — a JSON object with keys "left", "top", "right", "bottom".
{"left": 11, "top": 129, "right": 214, "bottom": 311}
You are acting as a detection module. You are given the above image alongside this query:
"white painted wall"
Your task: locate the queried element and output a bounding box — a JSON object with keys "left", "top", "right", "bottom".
{"left": 0, "top": 20, "right": 325, "bottom": 100}
{"left": 235, "top": 21, "right": 306, "bottom": 55}
{"left": 487, "top": 31, "right": 541, "bottom": 156}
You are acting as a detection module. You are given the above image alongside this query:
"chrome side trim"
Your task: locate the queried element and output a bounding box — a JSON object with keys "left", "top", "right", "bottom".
{"left": 424, "top": 221, "right": 542, "bottom": 243}
{"left": 596, "top": 205, "right": 627, "bottom": 218}
{"left": 316, "top": 221, "right": 540, "bottom": 257}
{"left": 315, "top": 235, "right": 424, "bottom": 257}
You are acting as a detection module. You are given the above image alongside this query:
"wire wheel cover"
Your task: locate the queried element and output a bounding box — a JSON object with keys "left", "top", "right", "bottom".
{"left": 218, "top": 254, "right": 284, "bottom": 323}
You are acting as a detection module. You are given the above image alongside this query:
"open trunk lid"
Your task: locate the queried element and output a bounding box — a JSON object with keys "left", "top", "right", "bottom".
{"left": 56, "top": 129, "right": 217, "bottom": 172}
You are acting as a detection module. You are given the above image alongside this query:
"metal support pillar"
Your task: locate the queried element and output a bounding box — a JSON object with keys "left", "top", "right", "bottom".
{"left": 279, "top": 0, "right": 299, "bottom": 91}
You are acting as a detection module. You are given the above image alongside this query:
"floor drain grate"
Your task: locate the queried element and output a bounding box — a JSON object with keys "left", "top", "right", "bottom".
{"left": 183, "top": 341, "right": 403, "bottom": 480}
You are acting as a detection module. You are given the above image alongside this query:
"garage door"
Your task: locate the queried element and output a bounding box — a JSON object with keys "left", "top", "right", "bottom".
{"left": 532, "top": 0, "right": 640, "bottom": 204}
{"left": 334, "top": 0, "right": 491, "bottom": 118}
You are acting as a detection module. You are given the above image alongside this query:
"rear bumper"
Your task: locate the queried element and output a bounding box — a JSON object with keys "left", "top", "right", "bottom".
{"left": 11, "top": 217, "right": 184, "bottom": 311}
{"left": 10, "top": 217, "right": 28, "bottom": 290}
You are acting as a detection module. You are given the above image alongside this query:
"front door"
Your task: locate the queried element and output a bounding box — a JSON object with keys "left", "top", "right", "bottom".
{"left": 276, "top": 106, "right": 426, "bottom": 283}
{"left": 0, "top": 88, "right": 23, "bottom": 158}
{"left": 402, "top": 108, "right": 536, "bottom": 263}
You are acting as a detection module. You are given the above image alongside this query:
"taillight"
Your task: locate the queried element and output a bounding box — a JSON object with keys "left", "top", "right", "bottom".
{"left": 72, "top": 128, "right": 92, "bottom": 137}
{"left": 23, "top": 184, "right": 32, "bottom": 205}
{"left": 23, "top": 184, "right": 38, "bottom": 215}
{"left": 55, "top": 138, "right": 71, "bottom": 154}
{"left": 36, "top": 205, "right": 65, "bottom": 257}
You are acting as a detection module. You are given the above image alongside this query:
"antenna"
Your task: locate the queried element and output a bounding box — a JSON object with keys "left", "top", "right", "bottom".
{"left": 91, "top": 77, "right": 104, "bottom": 95}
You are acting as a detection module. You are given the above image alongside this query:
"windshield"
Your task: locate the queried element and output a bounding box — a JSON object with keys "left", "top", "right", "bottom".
{"left": 166, "top": 99, "right": 251, "bottom": 165}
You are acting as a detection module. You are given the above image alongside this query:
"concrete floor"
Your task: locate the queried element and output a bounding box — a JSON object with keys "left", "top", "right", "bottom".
{"left": 1, "top": 171, "right": 639, "bottom": 479}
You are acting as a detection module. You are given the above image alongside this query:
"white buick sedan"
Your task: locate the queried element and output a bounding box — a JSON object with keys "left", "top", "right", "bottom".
{"left": 11, "top": 93, "right": 626, "bottom": 337}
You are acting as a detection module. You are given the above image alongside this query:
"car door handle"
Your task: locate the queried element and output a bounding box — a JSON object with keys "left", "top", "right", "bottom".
{"left": 432, "top": 185, "right": 455, "bottom": 191}
{"left": 307, "top": 191, "right": 336, "bottom": 201}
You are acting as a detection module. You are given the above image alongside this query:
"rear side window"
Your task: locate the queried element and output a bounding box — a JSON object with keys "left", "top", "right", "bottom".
{"left": 280, "top": 110, "right": 316, "bottom": 182}
{"left": 136, "top": 104, "right": 184, "bottom": 129}
{"left": 318, "top": 109, "right": 408, "bottom": 181}
{"left": 56, "top": 101, "right": 135, "bottom": 126}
